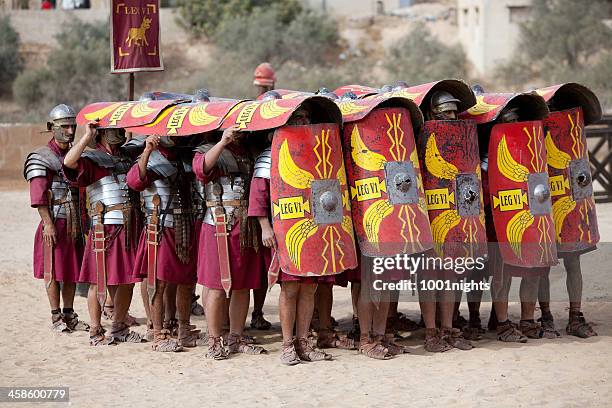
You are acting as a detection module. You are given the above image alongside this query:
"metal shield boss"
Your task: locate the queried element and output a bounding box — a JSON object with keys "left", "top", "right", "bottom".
{"left": 488, "top": 121, "right": 558, "bottom": 267}
{"left": 418, "top": 120, "right": 487, "bottom": 260}
{"left": 342, "top": 107, "right": 433, "bottom": 257}
{"left": 270, "top": 123, "right": 358, "bottom": 276}
{"left": 544, "top": 107, "right": 599, "bottom": 254}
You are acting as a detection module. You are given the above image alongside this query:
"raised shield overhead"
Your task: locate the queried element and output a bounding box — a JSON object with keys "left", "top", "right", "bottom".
{"left": 339, "top": 95, "right": 433, "bottom": 256}
{"left": 419, "top": 120, "right": 487, "bottom": 259}
{"left": 536, "top": 83, "right": 602, "bottom": 254}
{"left": 488, "top": 120, "right": 557, "bottom": 267}
{"left": 270, "top": 123, "right": 358, "bottom": 276}
{"left": 127, "top": 98, "right": 243, "bottom": 136}
{"left": 77, "top": 99, "right": 187, "bottom": 128}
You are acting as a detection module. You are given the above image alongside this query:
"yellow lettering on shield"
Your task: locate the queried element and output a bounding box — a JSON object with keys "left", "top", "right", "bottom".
{"left": 109, "top": 103, "right": 135, "bottom": 125}
{"left": 350, "top": 177, "right": 386, "bottom": 201}
{"left": 549, "top": 175, "right": 570, "bottom": 197}
{"left": 235, "top": 103, "right": 258, "bottom": 129}
{"left": 425, "top": 188, "right": 455, "bottom": 211}
{"left": 166, "top": 106, "right": 190, "bottom": 135}
{"left": 493, "top": 189, "right": 528, "bottom": 212}
{"left": 273, "top": 196, "right": 311, "bottom": 220}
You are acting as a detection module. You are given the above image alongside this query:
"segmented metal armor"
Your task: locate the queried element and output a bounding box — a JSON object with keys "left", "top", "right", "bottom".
{"left": 23, "top": 146, "right": 81, "bottom": 240}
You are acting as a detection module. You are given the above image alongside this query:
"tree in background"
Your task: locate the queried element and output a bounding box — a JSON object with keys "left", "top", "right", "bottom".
{"left": 176, "top": 0, "right": 302, "bottom": 39}
{"left": 13, "top": 20, "right": 123, "bottom": 120}
{"left": 0, "top": 15, "right": 24, "bottom": 96}
{"left": 498, "top": 0, "right": 612, "bottom": 110}
{"left": 384, "top": 24, "right": 468, "bottom": 85}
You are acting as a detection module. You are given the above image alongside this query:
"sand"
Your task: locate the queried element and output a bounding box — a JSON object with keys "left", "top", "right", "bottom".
{"left": 1, "top": 189, "right": 611, "bottom": 408}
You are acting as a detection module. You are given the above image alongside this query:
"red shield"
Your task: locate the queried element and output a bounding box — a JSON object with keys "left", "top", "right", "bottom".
{"left": 77, "top": 99, "right": 185, "bottom": 128}
{"left": 333, "top": 85, "right": 380, "bottom": 98}
{"left": 544, "top": 107, "right": 599, "bottom": 254}
{"left": 417, "top": 120, "right": 487, "bottom": 259}
{"left": 127, "top": 99, "right": 242, "bottom": 136}
{"left": 460, "top": 93, "right": 549, "bottom": 125}
{"left": 342, "top": 107, "right": 433, "bottom": 257}
{"left": 221, "top": 95, "right": 341, "bottom": 132}
{"left": 270, "top": 123, "right": 358, "bottom": 276}
{"left": 488, "top": 121, "right": 557, "bottom": 267}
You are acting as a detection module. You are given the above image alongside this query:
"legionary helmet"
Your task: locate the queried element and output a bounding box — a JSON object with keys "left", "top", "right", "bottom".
{"left": 380, "top": 84, "right": 393, "bottom": 93}
{"left": 499, "top": 107, "right": 519, "bottom": 123}
{"left": 430, "top": 91, "right": 461, "bottom": 116}
{"left": 471, "top": 84, "right": 485, "bottom": 95}
{"left": 253, "top": 62, "right": 276, "bottom": 87}
{"left": 393, "top": 81, "right": 409, "bottom": 91}
{"left": 316, "top": 87, "right": 339, "bottom": 100}
{"left": 261, "top": 90, "right": 282, "bottom": 101}
{"left": 47, "top": 104, "right": 77, "bottom": 143}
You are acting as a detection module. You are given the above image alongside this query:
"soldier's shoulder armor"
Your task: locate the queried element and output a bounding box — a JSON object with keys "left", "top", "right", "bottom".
{"left": 194, "top": 143, "right": 250, "bottom": 175}
{"left": 121, "top": 136, "right": 146, "bottom": 157}
{"left": 146, "top": 149, "right": 178, "bottom": 178}
{"left": 23, "top": 146, "right": 62, "bottom": 181}
{"left": 82, "top": 150, "right": 116, "bottom": 168}
{"left": 253, "top": 147, "right": 271, "bottom": 179}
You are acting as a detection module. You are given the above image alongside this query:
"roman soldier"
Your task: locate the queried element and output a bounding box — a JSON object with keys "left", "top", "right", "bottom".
{"left": 461, "top": 89, "right": 556, "bottom": 342}
{"left": 193, "top": 129, "right": 267, "bottom": 360}
{"left": 253, "top": 62, "right": 276, "bottom": 98}
{"left": 127, "top": 134, "right": 201, "bottom": 352}
{"left": 391, "top": 80, "right": 484, "bottom": 351}
{"left": 63, "top": 122, "right": 145, "bottom": 346}
{"left": 535, "top": 83, "right": 602, "bottom": 338}
{"left": 334, "top": 87, "right": 435, "bottom": 357}
{"left": 24, "top": 104, "right": 87, "bottom": 333}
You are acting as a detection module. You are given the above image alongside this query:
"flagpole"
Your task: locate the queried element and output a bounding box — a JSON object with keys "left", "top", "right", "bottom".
{"left": 127, "top": 73, "right": 135, "bottom": 140}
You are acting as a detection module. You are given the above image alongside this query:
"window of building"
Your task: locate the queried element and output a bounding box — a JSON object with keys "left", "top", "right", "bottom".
{"left": 463, "top": 8, "right": 469, "bottom": 26}
{"left": 508, "top": 6, "right": 530, "bottom": 23}
{"left": 474, "top": 6, "right": 479, "bottom": 25}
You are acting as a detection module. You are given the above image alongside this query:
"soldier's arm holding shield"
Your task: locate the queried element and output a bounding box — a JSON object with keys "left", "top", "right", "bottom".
{"left": 64, "top": 121, "right": 98, "bottom": 170}
{"left": 201, "top": 126, "right": 241, "bottom": 173}
{"left": 137, "top": 135, "right": 160, "bottom": 180}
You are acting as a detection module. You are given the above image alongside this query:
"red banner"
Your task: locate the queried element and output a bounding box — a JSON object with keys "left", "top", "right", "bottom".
{"left": 111, "top": 0, "right": 163, "bottom": 73}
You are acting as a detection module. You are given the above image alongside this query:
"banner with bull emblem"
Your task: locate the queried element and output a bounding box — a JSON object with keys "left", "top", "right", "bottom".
{"left": 111, "top": 0, "right": 163, "bottom": 73}
{"left": 342, "top": 107, "right": 433, "bottom": 257}
{"left": 488, "top": 121, "right": 557, "bottom": 267}
{"left": 544, "top": 107, "right": 599, "bottom": 254}
{"left": 418, "top": 120, "right": 487, "bottom": 259}
{"left": 270, "top": 124, "right": 358, "bottom": 276}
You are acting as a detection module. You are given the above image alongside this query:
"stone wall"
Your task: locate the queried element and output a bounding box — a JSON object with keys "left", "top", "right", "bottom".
{"left": 0, "top": 124, "right": 47, "bottom": 179}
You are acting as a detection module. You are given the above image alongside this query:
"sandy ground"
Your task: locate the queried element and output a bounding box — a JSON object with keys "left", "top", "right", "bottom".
{"left": 1, "top": 189, "right": 611, "bottom": 408}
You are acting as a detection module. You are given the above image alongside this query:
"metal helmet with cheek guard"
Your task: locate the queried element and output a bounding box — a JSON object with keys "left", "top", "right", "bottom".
{"left": 499, "top": 107, "right": 519, "bottom": 123}
{"left": 430, "top": 91, "right": 461, "bottom": 117}
{"left": 47, "top": 104, "right": 77, "bottom": 143}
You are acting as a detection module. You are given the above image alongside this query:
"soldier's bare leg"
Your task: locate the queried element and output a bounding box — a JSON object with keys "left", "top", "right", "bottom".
{"left": 440, "top": 284, "right": 472, "bottom": 350}
{"left": 206, "top": 289, "right": 226, "bottom": 338}
{"left": 492, "top": 263, "right": 526, "bottom": 342}
{"left": 316, "top": 283, "right": 334, "bottom": 330}
{"left": 251, "top": 287, "right": 271, "bottom": 330}
{"left": 563, "top": 256, "right": 596, "bottom": 337}
{"left": 61, "top": 282, "right": 76, "bottom": 309}
{"left": 163, "top": 283, "right": 178, "bottom": 335}
{"left": 141, "top": 281, "right": 153, "bottom": 338}
{"left": 176, "top": 284, "right": 200, "bottom": 347}
{"left": 279, "top": 282, "right": 300, "bottom": 365}
{"left": 296, "top": 284, "right": 317, "bottom": 339}
{"left": 87, "top": 284, "right": 114, "bottom": 345}
{"left": 149, "top": 280, "right": 181, "bottom": 351}
{"left": 109, "top": 284, "right": 143, "bottom": 343}
{"left": 228, "top": 289, "right": 250, "bottom": 336}
{"left": 46, "top": 280, "right": 61, "bottom": 311}
{"left": 519, "top": 275, "right": 541, "bottom": 338}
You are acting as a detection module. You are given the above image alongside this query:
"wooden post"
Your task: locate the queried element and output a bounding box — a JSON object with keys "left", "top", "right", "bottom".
{"left": 127, "top": 73, "right": 135, "bottom": 140}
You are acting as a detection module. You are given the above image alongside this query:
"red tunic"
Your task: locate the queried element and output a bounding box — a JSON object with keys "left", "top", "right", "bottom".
{"left": 194, "top": 150, "right": 263, "bottom": 290}
{"left": 246, "top": 175, "right": 333, "bottom": 285}
{"left": 30, "top": 139, "right": 83, "bottom": 283}
{"left": 127, "top": 149, "right": 197, "bottom": 285}
{"left": 63, "top": 145, "right": 140, "bottom": 285}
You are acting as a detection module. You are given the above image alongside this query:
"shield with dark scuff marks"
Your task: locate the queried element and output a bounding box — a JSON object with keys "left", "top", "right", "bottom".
{"left": 270, "top": 123, "right": 358, "bottom": 276}
{"left": 77, "top": 100, "right": 183, "bottom": 128}
{"left": 544, "top": 107, "right": 599, "bottom": 254}
{"left": 488, "top": 121, "right": 557, "bottom": 267}
{"left": 342, "top": 107, "right": 433, "bottom": 257}
{"left": 417, "top": 120, "right": 487, "bottom": 259}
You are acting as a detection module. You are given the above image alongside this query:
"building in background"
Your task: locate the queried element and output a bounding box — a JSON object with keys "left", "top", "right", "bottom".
{"left": 457, "top": 0, "right": 531, "bottom": 77}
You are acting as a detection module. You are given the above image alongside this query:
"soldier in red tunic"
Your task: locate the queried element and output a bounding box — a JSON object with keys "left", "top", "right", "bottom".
{"left": 63, "top": 121, "right": 145, "bottom": 346}
{"left": 24, "top": 104, "right": 87, "bottom": 333}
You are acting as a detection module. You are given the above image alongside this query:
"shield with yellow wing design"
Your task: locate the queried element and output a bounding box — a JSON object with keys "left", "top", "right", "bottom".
{"left": 488, "top": 121, "right": 557, "bottom": 267}
{"left": 537, "top": 83, "right": 601, "bottom": 255}
{"left": 341, "top": 105, "right": 433, "bottom": 257}
{"left": 270, "top": 123, "right": 358, "bottom": 276}
{"left": 417, "top": 120, "right": 487, "bottom": 259}
{"left": 76, "top": 99, "right": 186, "bottom": 128}
{"left": 127, "top": 99, "right": 243, "bottom": 136}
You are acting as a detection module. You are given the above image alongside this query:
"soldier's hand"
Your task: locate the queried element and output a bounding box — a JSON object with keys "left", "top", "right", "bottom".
{"left": 261, "top": 224, "right": 276, "bottom": 249}
{"left": 84, "top": 120, "right": 99, "bottom": 141}
{"left": 43, "top": 222, "right": 57, "bottom": 247}
{"left": 144, "top": 135, "right": 160, "bottom": 153}
{"left": 220, "top": 126, "right": 242, "bottom": 146}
